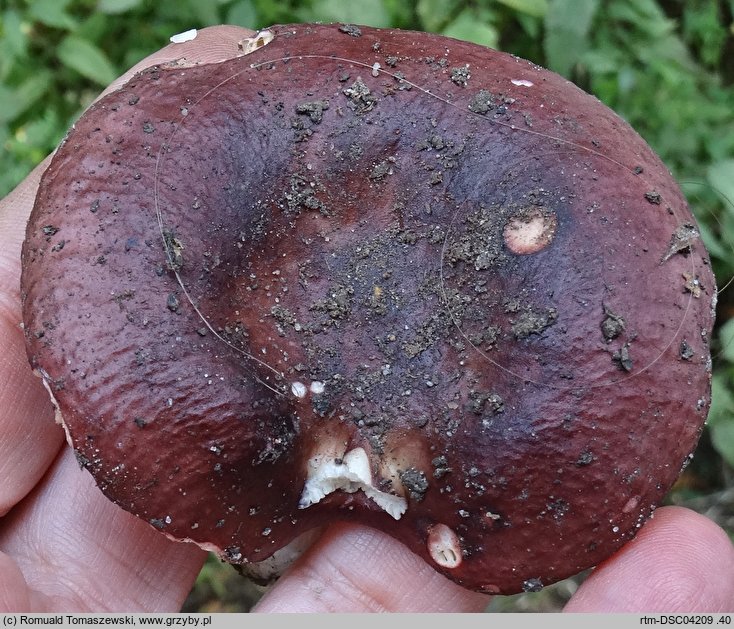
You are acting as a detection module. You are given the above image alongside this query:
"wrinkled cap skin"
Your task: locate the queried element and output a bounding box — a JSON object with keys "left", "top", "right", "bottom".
{"left": 21, "top": 23, "right": 716, "bottom": 594}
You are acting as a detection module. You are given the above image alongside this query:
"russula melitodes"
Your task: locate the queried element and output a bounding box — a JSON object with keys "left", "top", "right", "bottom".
{"left": 21, "top": 23, "right": 715, "bottom": 595}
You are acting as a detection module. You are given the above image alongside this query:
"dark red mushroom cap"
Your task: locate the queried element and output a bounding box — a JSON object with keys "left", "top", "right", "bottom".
{"left": 21, "top": 23, "right": 715, "bottom": 594}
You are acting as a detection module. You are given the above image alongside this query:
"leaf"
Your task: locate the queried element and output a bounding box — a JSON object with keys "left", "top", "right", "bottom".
{"left": 544, "top": 0, "right": 600, "bottom": 42}
{"left": 710, "top": 419, "right": 734, "bottom": 469}
{"left": 57, "top": 36, "right": 118, "bottom": 86}
{"left": 20, "top": 108, "right": 62, "bottom": 147}
{"left": 682, "top": 1, "right": 727, "bottom": 67}
{"left": 1, "top": 10, "right": 27, "bottom": 58}
{"left": 637, "top": 32, "right": 698, "bottom": 73}
{"left": 28, "top": 0, "right": 78, "bottom": 30}
{"left": 708, "top": 374, "right": 734, "bottom": 467}
{"left": 226, "top": 0, "right": 257, "bottom": 27}
{"left": 495, "top": 0, "right": 548, "bottom": 19}
{"left": 303, "top": 0, "right": 390, "bottom": 27}
{"left": 607, "top": 0, "right": 667, "bottom": 32}
{"left": 581, "top": 49, "right": 623, "bottom": 74}
{"left": 97, "top": 0, "right": 143, "bottom": 14}
{"left": 0, "top": 72, "right": 52, "bottom": 124}
{"left": 380, "top": 0, "right": 415, "bottom": 28}
{"left": 184, "top": 0, "right": 221, "bottom": 26}
{"left": 707, "top": 160, "right": 734, "bottom": 212}
{"left": 543, "top": 0, "right": 599, "bottom": 76}
{"left": 442, "top": 9, "right": 498, "bottom": 49}
{"left": 720, "top": 319, "right": 734, "bottom": 365}
{"left": 417, "top": 0, "right": 460, "bottom": 32}
{"left": 516, "top": 13, "right": 541, "bottom": 39}
{"left": 695, "top": 220, "right": 729, "bottom": 262}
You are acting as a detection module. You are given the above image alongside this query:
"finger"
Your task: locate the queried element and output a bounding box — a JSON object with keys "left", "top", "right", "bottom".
{"left": 0, "top": 157, "right": 51, "bottom": 281}
{"left": 253, "top": 522, "right": 490, "bottom": 613}
{"left": 0, "top": 314, "right": 62, "bottom": 516}
{"left": 0, "top": 157, "right": 63, "bottom": 516}
{"left": 0, "top": 24, "right": 254, "bottom": 515}
{"left": 0, "top": 552, "right": 33, "bottom": 612}
{"left": 0, "top": 449, "right": 206, "bottom": 612}
{"left": 564, "top": 506, "right": 734, "bottom": 612}
{"left": 0, "top": 25, "right": 255, "bottom": 608}
{"left": 102, "top": 24, "right": 256, "bottom": 96}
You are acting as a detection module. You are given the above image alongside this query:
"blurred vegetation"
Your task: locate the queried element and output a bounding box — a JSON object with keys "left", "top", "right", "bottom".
{"left": 2, "top": 0, "right": 733, "bottom": 613}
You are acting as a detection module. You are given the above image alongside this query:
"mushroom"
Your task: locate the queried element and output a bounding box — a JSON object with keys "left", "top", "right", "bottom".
{"left": 20, "top": 23, "right": 715, "bottom": 595}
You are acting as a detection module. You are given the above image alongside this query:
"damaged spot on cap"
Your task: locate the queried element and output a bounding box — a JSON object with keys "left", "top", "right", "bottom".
{"left": 683, "top": 273, "right": 703, "bottom": 298}
{"left": 622, "top": 495, "right": 641, "bottom": 513}
{"left": 427, "top": 523, "right": 462, "bottom": 569}
{"left": 511, "top": 79, "right": 534, "bottom": 87}
{"left": 662, "top": 223, "right": 700, "bottom": 263}
{"left": 238, "top": 30, "right": 274, "bottom": 55}
{"left": 503, "top": 209, "right": 557, "bottom": 255}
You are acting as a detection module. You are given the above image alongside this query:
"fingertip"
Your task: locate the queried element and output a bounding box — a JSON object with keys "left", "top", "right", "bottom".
{"left": 1, "top": 450, "right": 208, "bottom": 612}
{"left": 565, "top": 506, "right": 734, "bottom": 612}
{"left": 253, "top": 522, "right": 490, "bottom": 613}
{"left": 0, "top": 552, "right": 33, "bottom": 612}
{"left": 102, "top": 25, "right": 257, "bottom": 97}
{"left": 150, "top": 24, "right": 257, "bottom": 66}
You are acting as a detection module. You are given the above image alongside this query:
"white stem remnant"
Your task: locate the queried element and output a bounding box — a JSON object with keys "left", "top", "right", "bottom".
{"left": 298, "top": 447, "right": 407, "bottom": 520}
{"left": 237, "top": 528, "right": 323, "bottom": 583}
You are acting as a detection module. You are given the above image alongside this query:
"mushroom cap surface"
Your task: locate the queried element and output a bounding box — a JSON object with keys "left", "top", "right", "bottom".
{"left": 21, "top": 23, "right": 715, "bottom": 594}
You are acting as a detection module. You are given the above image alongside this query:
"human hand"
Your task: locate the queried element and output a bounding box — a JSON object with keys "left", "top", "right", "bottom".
{"left": 1, "top": 26, "right": 732, "bottom": 613}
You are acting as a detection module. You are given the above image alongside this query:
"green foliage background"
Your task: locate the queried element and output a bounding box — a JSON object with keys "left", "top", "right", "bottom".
{"left": 1, "top": 0, "right": 733, "bottom": 612}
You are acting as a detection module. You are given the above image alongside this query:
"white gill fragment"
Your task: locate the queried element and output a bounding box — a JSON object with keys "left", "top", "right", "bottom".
{"left": 292, "top": 381, "right": 325, "bottom": 398}
{"left": 511, "top": 78, "right": 534, "bottom": 87}
{"left": 291, "top": 381, "right": 308, "bottom": 398}
{"left": 164, "top": 535, "right": 222, "bottom": 555}
{"left": 299, "top": 447, "right": 407, "bottom": 520}
{"left": 239, "top": 29, "right": 275, "bottom": 56}
{"left": 170, "top": 29, "right": 198, "bottom": 44}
